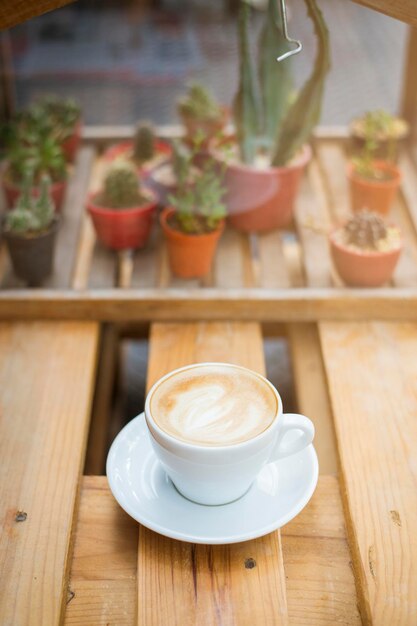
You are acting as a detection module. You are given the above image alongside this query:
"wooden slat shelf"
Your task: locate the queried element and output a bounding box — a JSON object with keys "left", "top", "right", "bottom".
{"left": 2, "top": 127, "right": 417, "bottom": 322}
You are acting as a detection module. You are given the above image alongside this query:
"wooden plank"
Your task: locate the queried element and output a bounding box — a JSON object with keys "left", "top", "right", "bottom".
{"left": 140, "top": 321, "right": 288, "bottom": 626}
{"left": 400, "top": 27, "right": 417, "bottom": 141}
{"left": 84, "top": 324, "right": 118, "bottom": 475}
{"left": 391, "top": 192, "right": 417, "bottom": 287}
{"left": 287, "top": 323, "right": 338, "bottom": 474}
{"left": 295, "top": 160, "right": 333, "bottom": 287}
{"left": 0, "top": 0, "right": 76, "bottom": 30}
{"left": 0, "top": 321, "right": 99, "bottom": 626}
{"left": 283, "top": 475, "right": 361, "bottom": 626}
{"left": 213, "top": 229, "right": 246, "bottom": 288}
{"left": 257, "top": 231, "right": 291, "bottom": 288}
{"left": 398, "top": 152, "right": 417, "bottom": 235}
{"left": 315, "top": 141, "right": 351, "bottom": 223}
{"left": 1, "top": 288, "right": 417, "bottom": 321}
{"left": 64, "top": 476, "right": 138, "bottom": 626}
{"left": 131, "top": 228, "right": 160, "bottom": 288}
{"left": 349, "top": 0, "right": 417, "bottom": 28}
{"left": 65, "top": 475, "right": 359, "bottom": 626}
{"left": 320, "top": 321, "right": 417, "bottom": 625}
{"left": 71, "top": 157, "right": 107, "bottom": 290}
{"left": 117, "top": 250, "right": 134, "bottom": 289}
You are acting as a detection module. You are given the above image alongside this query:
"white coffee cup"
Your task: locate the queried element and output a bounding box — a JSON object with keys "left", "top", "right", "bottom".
{"left": 144, "top": 362, "right": 314, "bottom": 506}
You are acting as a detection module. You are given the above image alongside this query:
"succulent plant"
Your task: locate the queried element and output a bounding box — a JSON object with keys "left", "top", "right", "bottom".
{"left": 234, "top": 0, "right": 330, "bottom": 167}
{"left": 168, "top": 142, "right": 226, "bottom": 234}
{"left": 34, "top": 95, "right": 81, "bottom": 139}
{"left": 5, "top": 170, "right": 55, "bottom": 235}
{"left": 344, "top": 210, "right": 387, "bottom": 249}
{"left": 7, "top": 131, "right": 67, "bottom": 185}
{"left": 132, "top": 121, "right": 155, "bottom": 163}
{"left": 102, "top": 161, "right": 143, "bottom": 209}
{"left": 178, "top": 83, "right": 222, "bottom": 123}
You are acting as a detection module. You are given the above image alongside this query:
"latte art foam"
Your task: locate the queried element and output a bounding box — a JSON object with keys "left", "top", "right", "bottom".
{"left": 150, "top": 364, "right": 278, "bottom": 446}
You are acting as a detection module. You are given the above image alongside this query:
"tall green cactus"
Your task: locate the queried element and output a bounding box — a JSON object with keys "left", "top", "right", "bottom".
{"left": 271, "top": 0, "right": 330, "bottom": 166}
{"left": 258, "top": 0, "right": 293, "bottom": 146}
{"left": 234, "top": 0, "right": 330, "bottom": 167}
{"left": 233, "top": 1, "right": 261, "bottom": 164}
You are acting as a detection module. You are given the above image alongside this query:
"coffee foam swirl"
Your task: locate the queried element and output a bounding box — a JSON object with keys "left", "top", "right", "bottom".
{"left": 150, "top": 364, "right": 277, "bottom": 446}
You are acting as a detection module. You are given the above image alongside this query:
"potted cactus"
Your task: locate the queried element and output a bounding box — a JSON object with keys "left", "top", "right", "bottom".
{"left": 215, "top": 0, "right": 329, "bottom": 233}
{"left": 2, "top": 126, "right": 68, "bottom": 210}
{"left": 177, "top": 82, "right": 227, "bottom": 147}
{"left": 329, "top": 210, "right": 402, "bottom": 287}
{"left": 349, "top": 109, "right": 409, "bottom": 163}
{"left": 104, "top": 121, "right": 171, "bottom": 173}
{"left": 87, "top": 161, "right": 158, "bottom": 250}
{"left": 160, "top": 142, "right": 226, "bottom": 278}
{"left": 2, "top": 171, "right": 59, "bottom": 286}
{"left": 34, "top": 95, "right": 82, "bottom": 162}
{"left": 347, "top": 112, "right": 402, "bottom": 215}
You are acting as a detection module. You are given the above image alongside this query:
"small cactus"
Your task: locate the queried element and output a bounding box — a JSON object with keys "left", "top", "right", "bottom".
{"left": 5, "top": 170, "right": 55, "bottom": 235}
{"left": 132, "top": 121, "right": 155, "bottom": 163}
{"left": 345, "top": 210, "right": 387, "bottom": 249}
{"left": 178, "top": 82, "right": 221, "bottom": 122}
{"left": 103, "top": 161, "right": 142, "bottom": 209}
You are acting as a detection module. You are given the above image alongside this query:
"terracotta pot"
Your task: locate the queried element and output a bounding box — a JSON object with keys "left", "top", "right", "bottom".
{"left": 2, "top": 217, "right": 59, "bottom": 286}
{"left": 2, "top": 170, "right": 67, "bottom": 211}
{"left": 329, "top": 227, "right": 402, "bottom": 287}
{"left": 347, "top": 161, "right": 402, "bottom": 216}
{"left": 62, "top": 119, "right": 82, "bottom": 162}
{"left": 103, "top": 140, "right": 172, "bottom": 174}
{"left": 87, "top": 189, "right": 158, "bottom": 251}
{"left": 160, "top": 207, "right": 224, "bottom": 278}
{"left": 219, "top": 144, "right": 311, "bottom": 233}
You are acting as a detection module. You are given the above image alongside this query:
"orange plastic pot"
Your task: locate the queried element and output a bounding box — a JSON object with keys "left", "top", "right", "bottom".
{"left": 329, "top": 227, "right": 402, "bottom": 287}
{"left": 2, "top": 170, "right": 67, "bottom": 211}
{"left": 87, "top": 190, "right": 157, "bottom": 251}
{"left": 347, "top": 161, "right": 402, "bottom": 216}
{"left": 219, "top": 145, "right": 311, "bottom": 233}
{"left": 160, "top": 208, "right": 224, "bottom": 278}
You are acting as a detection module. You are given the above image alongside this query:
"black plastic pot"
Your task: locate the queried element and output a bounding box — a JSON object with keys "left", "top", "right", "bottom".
{"left": 2, "top": 218, "right": 59, "bottom": 286}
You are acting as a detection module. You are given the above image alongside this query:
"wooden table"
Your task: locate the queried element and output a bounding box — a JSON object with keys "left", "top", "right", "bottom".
{"left": 1, "top": 315, "right": 417, "bottom": 625}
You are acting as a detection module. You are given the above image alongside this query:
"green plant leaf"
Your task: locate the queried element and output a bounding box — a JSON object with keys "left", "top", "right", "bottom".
{"left": 233, "top": 1, "right": 262, "bottom": 164}
{"left": 272, "top": 0, "right": 330, "bottom": 167}
{"left": 258, "top": 0, "right": 293, "bottom": 144}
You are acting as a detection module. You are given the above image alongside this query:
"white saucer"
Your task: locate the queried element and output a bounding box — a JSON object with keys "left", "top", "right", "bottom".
{"left": 106, "top": 413, "right": 319, "bottom": 544}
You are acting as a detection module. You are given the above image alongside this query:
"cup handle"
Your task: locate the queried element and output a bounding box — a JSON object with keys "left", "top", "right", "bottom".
{"left": 269, "top": 413, "right": 315, "bottom": 462}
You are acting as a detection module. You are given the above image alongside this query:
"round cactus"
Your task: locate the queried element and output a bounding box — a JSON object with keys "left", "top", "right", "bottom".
{"left": 133, "top": 122, "right": 155, "bottom": 163}
{"left": 103, "top": 161, "right": 142, "bottom": 209}
{"left": 345, "top": 209, "right": 387, "bottom": 249}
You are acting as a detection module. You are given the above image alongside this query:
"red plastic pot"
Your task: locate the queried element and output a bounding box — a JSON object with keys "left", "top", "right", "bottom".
{"left": 329, "top": 226, "right": 402, "bottom": 287}
{"left": 2, "top": 171, "right": 67, "bottom": 212}
{"left": 219, "top": 144, "right": 311, "bottom": 233}
{"left": 87, "top": 189, "right": 158, "bottom": 250}
{"left": 62, "top": 119, "right": 82, "bottom": 162}
{"left": 160, "top": 207, "right": 224, "bottom": 278}
{"left": 347, "top": 161, "right": 402, "bottom": 216}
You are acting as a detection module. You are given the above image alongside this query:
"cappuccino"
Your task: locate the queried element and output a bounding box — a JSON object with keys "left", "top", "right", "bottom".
{"left": 149, "top": 363, "right": 277, "bottom": 446}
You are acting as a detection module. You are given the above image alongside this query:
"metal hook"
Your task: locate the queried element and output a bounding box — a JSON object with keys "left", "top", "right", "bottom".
{"left": 276, "top": 0, "right": 302, "bottom": 62}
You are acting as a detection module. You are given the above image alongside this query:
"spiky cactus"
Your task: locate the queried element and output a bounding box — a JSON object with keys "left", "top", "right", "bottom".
{"left": 133, "top": 121, "right": 155, "bottom": 163}
{"left": 178, "top": 83, "right": 221, "bottom": 122}
{"left": 5, "top": 170, "right": 55, "bottom": 234}
{"left": 345, "top": 210, "right": 387, "bottom": 249}
{"left": 102, "top": 161, "right": 142, "bottom": 209}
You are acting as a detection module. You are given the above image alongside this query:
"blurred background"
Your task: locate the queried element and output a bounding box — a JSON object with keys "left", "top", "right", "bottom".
{"left": 2, "top": 0, "right": 408, "bottom": 125}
